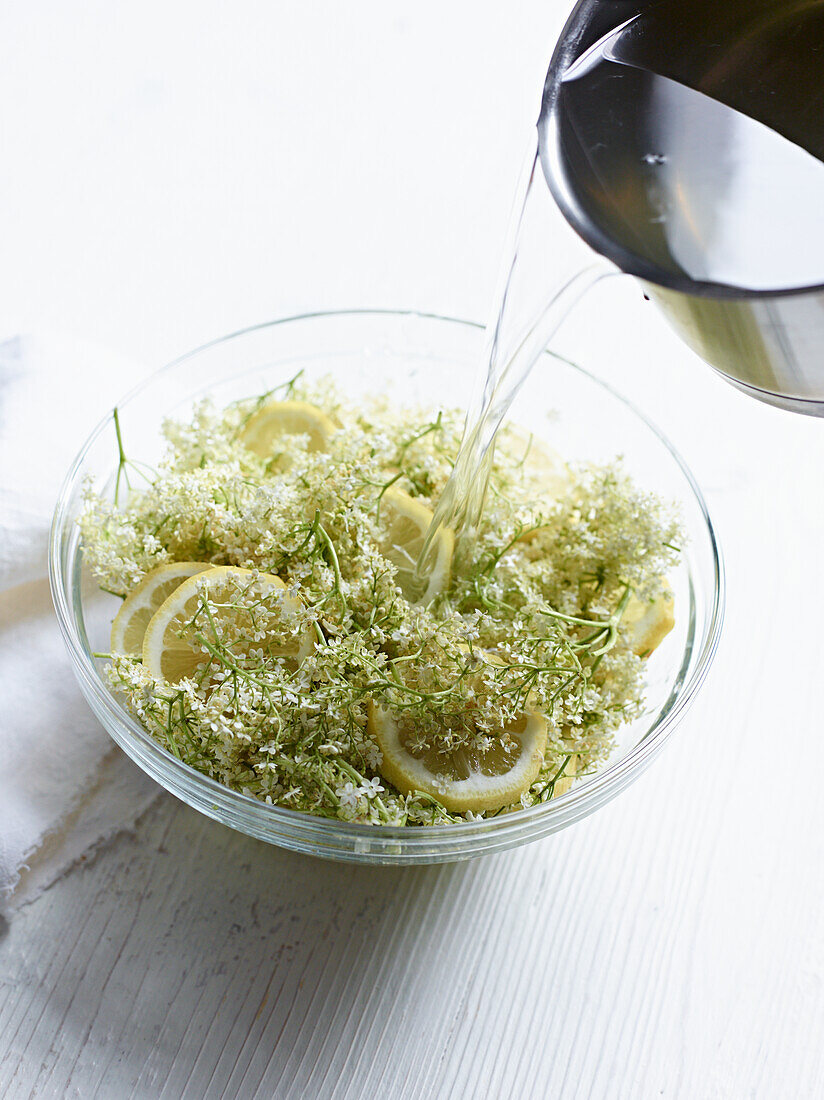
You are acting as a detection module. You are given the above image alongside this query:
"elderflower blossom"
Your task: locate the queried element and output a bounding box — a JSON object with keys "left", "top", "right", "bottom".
{"left": 83, "top": 376, "right": 682, "bottom": 826}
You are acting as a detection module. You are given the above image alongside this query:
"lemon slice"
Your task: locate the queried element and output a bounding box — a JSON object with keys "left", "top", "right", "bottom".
{"left": 239, "top": 400, "right": 337, "bottom": 462}
{"left": 376, "top": 487, "right": 454, "bottom": 605}
{"left": 508, "top": 426, "right": 570, "bottom": 498}
{"left": 624, "top": 584, "right": 675, "bottom": 657}
{"left": 368, "top": 702, "right": 547, "bottom": 814}
{"left": 111, "top": 561, "right": 212, "bottom": 655}
{"left": 142, "top": 565, "right": 315, "bottom": 684}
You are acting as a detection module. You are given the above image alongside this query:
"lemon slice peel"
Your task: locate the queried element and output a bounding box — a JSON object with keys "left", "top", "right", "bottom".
{"left": 368, "top": 701, "right": 547, "bottom": 814}
{"left": 239, "top": 400, "right": 337, "bottom": 463}
{"left": 110, "top": 561, "right": 213, "bottom": 656}
{"left": 623, "top": 583, "right": 675, "bottom": 657}
{"left": 376, "top": 486, "right": 453, "bottom": 606}
{"left": 142, "top": 565, "right": 315, "bottom": 685}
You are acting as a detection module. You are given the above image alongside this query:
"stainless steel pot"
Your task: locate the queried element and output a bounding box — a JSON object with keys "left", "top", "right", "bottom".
{"left": 538, "top": 0, "right": 824, "bottom": 415}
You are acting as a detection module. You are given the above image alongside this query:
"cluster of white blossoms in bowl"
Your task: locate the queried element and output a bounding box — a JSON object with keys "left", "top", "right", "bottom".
{"left": 81, "top": 375, "right": 681, "bottom": 826}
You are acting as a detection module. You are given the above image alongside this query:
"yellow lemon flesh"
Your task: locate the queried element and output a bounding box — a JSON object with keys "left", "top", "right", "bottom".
{"left": 509, "top": 426, "right": 570, "bottom": 498}
{"left": 239, "top": 400, "right": 336, "bottom": 464}
{"left": 142, "top": 565, "right": 315, "bottom": 684}
{"left": 624, "top": 585, "right": 675, "bottom": 657}
{"left": 368, "top": 702, "right": 547, "bottom": 814}
{"left": 376, "top": 486, "right": 454, "bottom": 606}
{"left": 110, "top": 561, "right": 212, "bottom": 656}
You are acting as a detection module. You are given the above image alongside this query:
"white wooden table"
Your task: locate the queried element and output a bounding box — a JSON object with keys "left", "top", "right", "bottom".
{"left": 2, "top": 2, "right": 823, "bottom": 1096}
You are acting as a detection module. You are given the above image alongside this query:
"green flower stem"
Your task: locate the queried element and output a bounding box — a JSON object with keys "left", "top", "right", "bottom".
{"left": 113, "top": 407, "right": 128, "bottom": 506}
{"left": 336, "top": 760, "right": 390, "bottom": 821}
{"left": 313, "top": 519, "right": 348, "bottom": 614}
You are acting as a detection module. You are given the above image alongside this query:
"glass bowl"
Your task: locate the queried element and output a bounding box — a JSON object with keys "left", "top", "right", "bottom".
{"left": 50, "top": 310, "right": 724, "bottom": 864}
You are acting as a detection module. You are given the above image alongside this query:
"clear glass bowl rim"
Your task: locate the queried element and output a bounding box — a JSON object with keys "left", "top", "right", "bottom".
{"left": 49, "top": 308, "right": 725, "bottom": 862}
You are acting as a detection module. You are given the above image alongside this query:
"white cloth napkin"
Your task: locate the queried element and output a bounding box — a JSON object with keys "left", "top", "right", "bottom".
{"left": 0, "top": 334, "right": 159, "bottom": 912}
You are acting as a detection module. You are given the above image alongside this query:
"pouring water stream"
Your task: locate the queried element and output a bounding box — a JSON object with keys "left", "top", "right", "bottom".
{"left": 416, "top": 143, "right": 615, "bottom": 588}
{"left": 418, "top": 0, "right": 824, "bottom": 591}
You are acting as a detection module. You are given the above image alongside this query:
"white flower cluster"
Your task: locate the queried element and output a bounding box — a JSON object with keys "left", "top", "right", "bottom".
{"left": 84, "top": 377, "right": 682, "bottom": 826}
